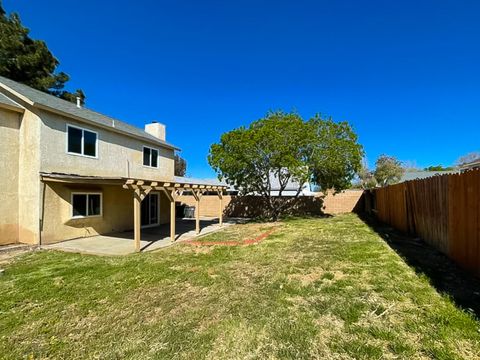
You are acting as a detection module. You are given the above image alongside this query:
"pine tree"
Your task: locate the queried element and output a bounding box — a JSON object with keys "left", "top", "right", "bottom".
{"left": 0, "top": 3, "right": 85, "bottom": 105}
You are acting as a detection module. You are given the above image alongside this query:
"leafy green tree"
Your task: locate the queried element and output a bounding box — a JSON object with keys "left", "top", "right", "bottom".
{"left": 0, "top": 3, "right": 85, "bottom": 105}
{"left": 374, "top": 155, "right": 405, "bottom": 186}
{"left": 174, "top": 154, "right": 187, "bottom": 177}
{"left": 309, "top": 115, "right": 364, "bottom": 192}
{"left": 424, "top": 165, "right": 454, "bottom": 171}
{"left": 208, "top": 111, "right": 363, "bottom": 220}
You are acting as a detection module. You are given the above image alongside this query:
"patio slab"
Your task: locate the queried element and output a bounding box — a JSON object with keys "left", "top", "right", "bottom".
{"left": 44, "top": 218, "right": 237, "bottom": 256}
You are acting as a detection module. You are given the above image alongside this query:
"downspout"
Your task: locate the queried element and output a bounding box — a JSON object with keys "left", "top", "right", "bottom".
{"left": 39, "top": 179, "right": 46, "bottom": 247}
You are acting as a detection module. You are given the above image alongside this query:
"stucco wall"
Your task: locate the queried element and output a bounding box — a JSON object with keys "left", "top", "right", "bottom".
{"left": 0, "top": 108, "right": 21, "bottom": 244}
{"left": 178, "top": 190, "right": 365, "bottom": 218}
{"left": 41, "top": 183, "right": 171, "bottom": 244}
{"left": 18, "top": 109, "right": 42, "bottom": 244}
{"left": 39, "top": 110, "right": 175, "bottom": 181}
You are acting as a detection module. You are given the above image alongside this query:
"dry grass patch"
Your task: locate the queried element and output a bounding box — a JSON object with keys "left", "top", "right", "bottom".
{"left": 0, "top": 215, "right": 479, "bottom": 359}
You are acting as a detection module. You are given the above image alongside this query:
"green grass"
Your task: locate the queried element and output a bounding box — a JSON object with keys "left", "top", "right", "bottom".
{"left": 193, "top": 221, "right": 278, "bottom": 243}
{"left": 1, "top": 214, "right": 479, "bottom": 359}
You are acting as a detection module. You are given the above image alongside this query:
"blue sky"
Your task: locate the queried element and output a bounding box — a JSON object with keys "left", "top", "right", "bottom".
{"left": 4, "top": 0, "right": 480, "bottom": 177}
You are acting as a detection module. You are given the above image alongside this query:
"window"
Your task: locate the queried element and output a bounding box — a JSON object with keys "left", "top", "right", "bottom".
{"left": 71, "top": 193, "right": 102, "bottom": 218}
{"left": 143, "top": 146, "right": 158, "bottom": 167}
{"left": 67, "top": 125, "right": 98, "bottom": 158}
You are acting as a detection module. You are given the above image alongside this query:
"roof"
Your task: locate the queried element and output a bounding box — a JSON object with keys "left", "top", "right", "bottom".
{"left": 0, "top": 92, "right": 24, "bottom": 111}
{"left": 0, "top": 75, "right": 179, "bottom": 150}
{"left": 268, "top": 173, "right": 306, "bottom": 191}
{"left": 173, "top": 176, "right": 227, "bottom": 187}
{"left": 459, "top": 159, "right": 480, "bottom": 171}
{"left": 400, "top": 170, "right": 458, "bottom": 182}
{"left": 218, "top": 172, "right": 310, "bottom": 193}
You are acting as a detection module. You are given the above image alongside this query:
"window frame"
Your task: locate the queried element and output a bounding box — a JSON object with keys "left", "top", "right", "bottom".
{"left": 66, "top": 124, "right": 99, "bottom": 159}
{"left": 142, "top": 145, "right": 159, "bottom": 168}
{"left": 71, "top": 192, "right": 103, "bottom": 219}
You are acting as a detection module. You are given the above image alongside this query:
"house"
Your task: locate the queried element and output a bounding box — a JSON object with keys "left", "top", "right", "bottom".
{"left": 218, "top": 172, "right": 320, "bottom": 196}
{"left": 458, "top": 159, "right": 480, "bottom": 172}
{"left": 0, "top": 75, "right": 225, "bottom": 251}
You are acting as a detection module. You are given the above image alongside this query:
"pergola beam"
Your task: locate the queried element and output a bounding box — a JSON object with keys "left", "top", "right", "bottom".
{"left": 124, "top": 178, "right": 226, "bottom": 250}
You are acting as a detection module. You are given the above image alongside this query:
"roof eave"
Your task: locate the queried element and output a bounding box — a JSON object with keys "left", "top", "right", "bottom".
{"left": 0, "top": 82, "right": 34, "bottom": 106}
{"left": 0, "top": 102, "right": 25, "bottom": 114}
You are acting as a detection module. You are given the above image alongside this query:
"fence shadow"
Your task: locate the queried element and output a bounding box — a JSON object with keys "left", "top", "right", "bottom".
{"left": 359, "top": 214, "right": 480, "bottom": 319}
{"left": 224, "top": 195, "right": 325, "bottom": 218}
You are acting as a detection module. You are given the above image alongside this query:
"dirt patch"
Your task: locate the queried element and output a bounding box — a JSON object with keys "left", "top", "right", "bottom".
{"left": 185, "top": 227, "right": 278, "bottom": 247}
{"left": 288, "top": 268, "right": 345, "bottom": 286}
{"left": 0, "top": 246, "right": 36, "bottom": 266}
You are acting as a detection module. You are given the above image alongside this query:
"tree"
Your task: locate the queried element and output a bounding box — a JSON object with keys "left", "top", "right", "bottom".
{"left": 208, "top": 111, "right": 363, "bottom": 220}
{"left": 374, "top": 155, "right": 404, "bottom": 186}
{"left": 455, "top": 152, "right": 480, "bottom": 166}
{"left": 0, "top": 3, "right": 85, "bottom": 105}
{"left": 424, "top": 165, "right": 454, "bottom": 171}
{"left": 174, "top": 154, "right": 187, "bottom": 177}
{"left": 309, "top": 115, "right": 364, "bottom": 192}
{"left": 357, "top": 161, "right": 377, "bottom": 189}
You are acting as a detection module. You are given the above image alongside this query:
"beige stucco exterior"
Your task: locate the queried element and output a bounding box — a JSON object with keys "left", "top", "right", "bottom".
{"left": 0, "top": 108, "right": 21, "bottom": 244}
{"left": 40, "top": 183, "right": 171, "bottom": 244}
{"left": 18, "top": 108, "right": 42, "bottom": 244}
{"left": 178, "top": 190, "right": 364, "bottom": 218}
{"left": 0, "top": 85, "right": 176, "bottom": 245}
{"left": 39, "top": 110, "right": 174, "bottom": 181}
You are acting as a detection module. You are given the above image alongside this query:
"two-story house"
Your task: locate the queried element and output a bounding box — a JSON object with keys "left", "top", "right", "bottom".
{"left": 0, "top": 76, "right": 225, "bottom": 251}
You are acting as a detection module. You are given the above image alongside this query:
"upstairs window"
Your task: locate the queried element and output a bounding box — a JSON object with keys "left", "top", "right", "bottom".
{"left": 71, "top": 193, "right": 102, "bottom": 218}
{"left": 143, "top": 146, "right": 158, "bottom": 168}
{"left": 67, "top": 124, "right": 98, "bottom": 158}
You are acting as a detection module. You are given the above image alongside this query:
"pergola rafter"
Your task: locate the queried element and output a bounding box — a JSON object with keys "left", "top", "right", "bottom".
{"left": 39, "top": 173, "right": 226, "bottom": 253}
{"left": 123, "top": 178, "right": 227, "bottom": 252}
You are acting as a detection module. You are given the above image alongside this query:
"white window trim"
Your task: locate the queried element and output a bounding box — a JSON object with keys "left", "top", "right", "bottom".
{"left": 66, "top": 124, "right": 99, "bottom": 159}
{"left": 71, "top": 192, "right": 103, "bottom": 219}
{"left": 142, "top": 145, "right": 159, "bottom": 168}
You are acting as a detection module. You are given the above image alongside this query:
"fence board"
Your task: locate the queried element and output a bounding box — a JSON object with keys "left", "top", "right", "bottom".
{"left": 374, "top": 169, "right": 480, "bottom": 277}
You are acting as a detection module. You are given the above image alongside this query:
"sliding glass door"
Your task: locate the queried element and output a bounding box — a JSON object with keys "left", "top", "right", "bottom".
{"left": 141, "top": 193, "right": 159, "bottom": 227}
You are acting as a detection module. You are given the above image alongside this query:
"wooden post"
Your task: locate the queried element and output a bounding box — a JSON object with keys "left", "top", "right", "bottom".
{"left": 133, "top": 189, "right": 141, "bottom": 252}
{"left": 196, "top": 196, "right": 200, "bottom": 234}
{"left": 218, "top": 190, "right": 223, "bottom": 226}
{"left": 170, "top": 200, "right": 176, "bottom": 242}
{"left": 162, "top": 188, "right": 180, "bottom": 242}
{"left": 192, "top": 190, "right": 202, "bottom": 234}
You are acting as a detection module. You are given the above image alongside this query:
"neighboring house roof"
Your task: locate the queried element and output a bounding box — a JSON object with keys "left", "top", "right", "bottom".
{"left": 400, "top": 170, "right": 457, "bottom": 182}
{"left": 0, "top": 75, "right": 179, "bottom": 150}
{"left": 268, "top": 173, "right": 305, "bottom": 191}
{"left": 217, "top": 172, "right": 315, "bottom": 195}
{"left": 173, "top": 176, "right": 227, "bottom": 187}
{"left": 459, "top": 159, "right": 480, "bottom": 171}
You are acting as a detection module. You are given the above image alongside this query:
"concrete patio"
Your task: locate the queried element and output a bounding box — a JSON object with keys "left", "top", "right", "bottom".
{"left": 44, "top": 217, "right": 236, "bottom": 256}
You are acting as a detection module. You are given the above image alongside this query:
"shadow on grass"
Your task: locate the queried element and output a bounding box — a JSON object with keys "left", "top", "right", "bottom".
{"left": 359, "top": 214, "right": 480, "bottom": 319}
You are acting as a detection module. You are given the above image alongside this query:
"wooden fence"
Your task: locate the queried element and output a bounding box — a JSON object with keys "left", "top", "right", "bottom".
{"left": 373, "top": 169, "right": 480, "bottom": 277}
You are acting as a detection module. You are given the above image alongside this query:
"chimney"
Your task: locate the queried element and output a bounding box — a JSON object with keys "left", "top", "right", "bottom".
{"left": 144, "top": 121, "right": 166, "bottom": 141}
{"left": 76, "top": 97, "right": 81, "bottom": 108}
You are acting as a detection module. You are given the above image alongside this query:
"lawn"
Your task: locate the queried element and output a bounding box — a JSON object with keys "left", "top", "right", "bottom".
{"left": 1, "top": 214, "right": 479, "bottom": 359}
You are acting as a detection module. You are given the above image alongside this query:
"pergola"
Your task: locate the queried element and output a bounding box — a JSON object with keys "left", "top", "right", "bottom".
{"left": 40, "top": 173, "right": 227, "bottom": 252}
{"left": 123, "top": 178, "right": 227, "bottom": 251}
